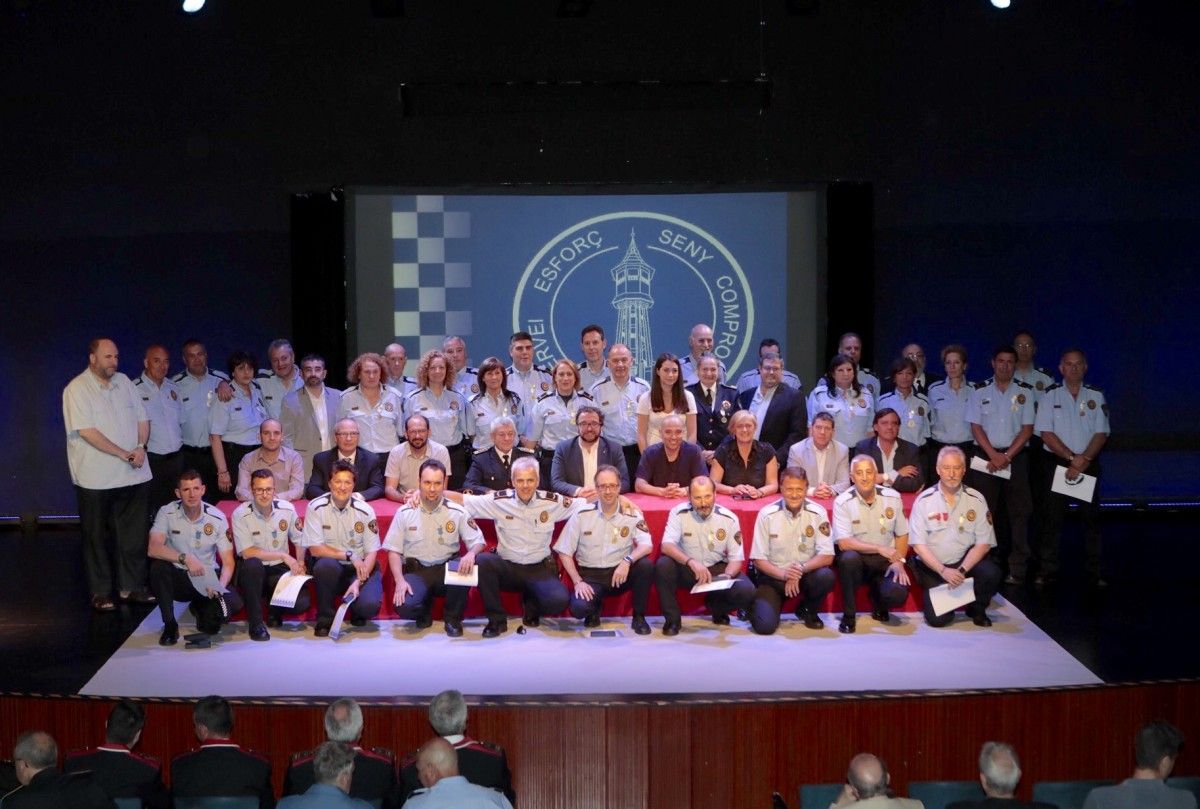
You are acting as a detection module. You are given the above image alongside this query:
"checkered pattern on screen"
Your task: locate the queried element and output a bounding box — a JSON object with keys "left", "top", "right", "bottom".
{"left": 391, "top": 195, "right": 472, "bottom": 354}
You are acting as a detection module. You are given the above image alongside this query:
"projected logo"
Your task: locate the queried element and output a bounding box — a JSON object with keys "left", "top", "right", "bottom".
{"left": 513, "top": 213, "right": 755, "bottom": 380}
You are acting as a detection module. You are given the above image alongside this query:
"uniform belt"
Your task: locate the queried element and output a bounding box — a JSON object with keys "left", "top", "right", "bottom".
{"left": 508, "top": 555, "right": 553, "bottom": 567}
{"left": 149, "top": 449, "right": 182, "bottom": 459}
{"left": 535, "top": 447, "right": 554, "bottom": 460}
{"left": 403, "top": 557, "right": 450, "bottom": 573}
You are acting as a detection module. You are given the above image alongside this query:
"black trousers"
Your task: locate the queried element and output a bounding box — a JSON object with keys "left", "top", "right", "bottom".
{"left": 476, "top": 552, "right": 568, "bottom": 623}
{"left": 311, "top": 558, "right": 383, "bottom": 624}
{"left": 146, "top": 450, "right": 184, "bottom": 526}
{"left": 150, "top": 560, "right": 244, "bottom": 627}
{"left": 182, "top": 444, "right": 220, "bottom": 504}
{"left": 621, "top": 444, "right": 642, "bottom": 485}
{"left": 838, "top": 550, "right": 910, "bottom": 620}
{"left": 568, "top": 558, "right": 654, "bottom": 618}
{"left": 395, "top": 561, "right": 469, "bottom": 622}
{"left": 535, "top": 448, "right": 555, "bottom": 489}
{"left": 967, "top": 449, "right": 1033, "bottom": 577}
{"left": 1037, "top": 455, "right": 1103, "bottom": 578}
{"left": 653, "top": 557, "right": 754, "bottom": 623}
{"left": 912, "top": 555, "right": 1002, "bottom": 628}
{"left": 236, "top": 557, "right": 311, "bottom": 627}
{"left": 220, "top": 441, "right": 259, "bottom": 494}
{"left": 76, "top": 482, "right": 149, "bottom": 597}
{"left": 447, "top": 439, "right": 471, "bottom": 492}
{"left": 749, "top": 567, "right": 835, "bottom": 635}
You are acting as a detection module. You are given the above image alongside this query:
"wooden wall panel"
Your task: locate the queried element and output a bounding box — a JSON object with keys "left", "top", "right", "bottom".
{"left": 1, "top": 683, "right": 1196, "bottom": 809}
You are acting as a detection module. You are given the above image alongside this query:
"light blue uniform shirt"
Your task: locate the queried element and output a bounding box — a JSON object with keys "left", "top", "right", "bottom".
{"left": 927, "top": 379, "right": 973, "bottom": 444}
{"left": 207, "top": 382, "right": 267, "bottom": 445}
{"left": 877, "top": 389, "right": 931, "bottom": 447}
{"left": 404, "top": 387, "right": 473, "bottom": 447}
{"left": 965, "top": 379, "right": 1035, "bottom": 449}
{"left": 172, "top": 368, "right": 231, "bottom": 448}
{"left": 908, "top": 484, "right": 996, "bottom": 564}
{"left": 589, "top": 376, "right": 649, "bottom": 447}
{"left": 1034, "top": 383, "right": 1110, "bottom": 454}
{"left": 135, "top": 373, "right": 184, "bottom": 455}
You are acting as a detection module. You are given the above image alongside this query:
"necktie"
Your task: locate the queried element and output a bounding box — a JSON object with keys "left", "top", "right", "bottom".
{"left": 501, "top": 454, "right": 510, "bottom": 471}
{"left": 703, "top": 387, "right": 713, "bottom": 406}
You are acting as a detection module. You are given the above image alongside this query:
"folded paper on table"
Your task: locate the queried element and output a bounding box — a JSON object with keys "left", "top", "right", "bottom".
{"left": 691, "top": 577, "right": 736, "bottom": 595}
{"left": 444, "top": 561, "right": 478, "bottom": 587}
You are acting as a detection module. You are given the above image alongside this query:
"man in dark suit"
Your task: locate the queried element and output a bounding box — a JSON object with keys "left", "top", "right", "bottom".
{"left": 946, "top": 742, "right": 1056, "bottom": 809}
{"left": 397, "top": 689, "right": 514, "bottom": 806}
{"left": 688, "top": 353, "right": 740, "bottom": 460}
{"left": 549, "top": 405, "right": 630, "bottom": 496}
{"left": 283, "top": 698, "right": 396, "bottom": 808}
{"left": 64, "top": 700, "right": 169, "bottom": 809}
{"left": 170, "top": 695, "right": 274, "bottom": 809}
{"left": 6, "top": 731, "right": 116, "bottom": 809}
{"left": 305, "top": 418, "right": 384, "bottom": 500}
{"left": 280, "top": 353, "right": 343, "bottom": 481}
{"left": 733, "top": 352, "right": 807, "bottom": 465}
{"left": 463, "top": 417, "right": 535, "bottom": 494}
{"left": 854, "top": 408, "right": 924, "bottom": 493}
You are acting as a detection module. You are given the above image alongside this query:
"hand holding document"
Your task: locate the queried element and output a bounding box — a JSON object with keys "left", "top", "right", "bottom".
{"left": 1051, "top": 465, "right": 1097, "bottom": 502}
{"left": 187, "top": 567, "right": 227, "bottom": 599}
{"left": 691, "top": 574, "right": 735, "bottom": 595}
{"left": 444, "top": 560, "right": 478, "bottom": 587}
{"left": 970, "top": 455, "right": 1011, "bottom": 480}
{"left": 926, "top": 580, "right": 976, "bottom": 617}
{"left": 270, "top": 571, "right": 313, "bottom": 608}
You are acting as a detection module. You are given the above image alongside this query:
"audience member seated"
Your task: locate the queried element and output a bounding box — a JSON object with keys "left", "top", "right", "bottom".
{"left": 853, "top": 408, "right": 924, "bottom": 493}
{"left": 5, "top": 730, "right": 115, "bottom": 809}
{"left": 830, "top": 752, "right": 923, "bottom": 808}
{"left": 1083, "top": 721, "right": 1196, "bottom": 809}
{"left": 787, "top": 411, "right": 850, "bottom": 498}
{"left": 733, "top": 351, "right": 807, "bottom": 465}
{"left": 64, "top": 699, "right": 170, "bottom": 809}
{"left": 398, "top": 689, "right": 515, "bottom": 806}
{"left": 634, "top": 414, "right": 707, "bottom": 499}
{"left": 710, "top": 410, "right": 779, "bottom": 500}
{"left": 279, "top": 741, "right": 372, "bottom": 809}
{"left": 946, "top": 741, "right": 1054, "bottom": 809}
{"left": 463, "top": 417, "right": 534, "bottom": 494}
{"left": 283, "top": 698, "right": 395, "bottom": 808}
{"left": 403, "top": 738, "right": 513, "bottom": 809}
{"left": 305, "top": 418, "right": 385, "bottom": 501}
{"left": 384, "top": 414, "right": 451, "bottom": 501}
{"left": 170, "top": 695, "right": 273, "bottom": 808}
{"left": 549, "top": 404, "right": 630, "bottom": 498}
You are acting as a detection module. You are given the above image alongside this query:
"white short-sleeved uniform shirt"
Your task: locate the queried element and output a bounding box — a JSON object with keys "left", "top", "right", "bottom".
{"left": 927, "top": 379, "right": 974, "bottom": 444}
{"left": 207, "top": 383, "right": 267, "bottom": 445}
{"left": 404, "top": 387, "right": 473, "bottom": 448}
{"left": 383, "top": 498, "right": 484, "bottom": 565}
{"left": 636, "top": 389, "right": 698, "bottom": 447}
{"left": 965, "top": 380, "right": 1035, "bottom": 448}
{"left": 1033, "top": 383, "right": 1111, "bottom": 454}
{"left": 460, "top": 489, "right": 587, "bottom": 564}
{"left": 908, "top": 484, "right": 996, "bottom": 565}
{"left": 807, "top": 385, "right": 875, "bottom": 448}
{"left": 338, "top": 385, "right": 405, "bottom": 454}
{"left": 832, "top": 486, "right": 908, "bottom": 550}
{"left": 555, "top": 503, "right": 651, "bottom": 568}
{"left": 876, "top": 390, "right": 932, "bottom": 447}
{"left": 151, "top": 501, "right": 231, "bottom": 570}
{"left": 453, "top": 367, "right": 480, "bottom": 401}
{"left": 230, "top": 499, "right": 301, "bottom": 565}
{"left": 135, "top": 373, "right": 184, "bottom": 455}
{"left": 750, "top": 499, "right": 833, "bottom": 566}
{"left": 470, "top": 391, "right": 524, "bottom": 450}
{"left": 63, "top": 370, "right": 153, "bottom": 490}
{"left": 661, "top": 502, "right": 744, "bottom": 568}
{"left": 301, "top": 494, "right": 380, "bottom": 561}
{"left": 577, "top": 360, "right": 608, "bottom": 393}
{"left": 589, "top": 376, "right": 650, "bottom": 447}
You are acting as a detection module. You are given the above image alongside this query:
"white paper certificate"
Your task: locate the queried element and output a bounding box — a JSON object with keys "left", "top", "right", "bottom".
{"left": 269, "top": 572, "right": 313, "bottom": 608}
{"left": 690, "top": 577, "right": 736, "bottom": 595}
{"left": 329, "top": 591, "right": 357, "bottom": 640}
{"left": 969, "top": 455, "right": 1012, "bottom": 480}
{"left": 444, "top": 562, "right": 479, "bottom": 587}
{"left": 926, "top": 581, "right": 976, "bottom": 616}
{"left": 187, "top": 568, "right": 226, "bottom": 599}
{"left": 1051, "top": 465, "right": 1097, "bottom": 503}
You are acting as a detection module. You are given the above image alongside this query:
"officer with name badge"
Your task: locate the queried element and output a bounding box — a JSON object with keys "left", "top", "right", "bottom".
{"left": 555, "top": 465, "right": 655, "bottom": 634}
{"left": 443, "top": 336, "right": 480, "bottom": 401}
{"left": 301, "top": 460, "right": 383, "bottom": 637}
{"left": 655, "top": 476, "right": 755, "bottom": 635}
{"left": 173, "top": 340, "right": 230, "bottom": 500}
{"left": 230, "top": 469, "right": 308, "bottom": 642}
{"left": 588, "top": 342, "right": 650, "bottom": 477}
{"left": 384, "top": 459, "right": 485, "bottom": 638}
{"left": 909, "top": 446, "right": 1002, "bottom": 628}
{"left": 506, "top": 330, "right": 553, "bottom": 426}
{"left": 255, "top": 339, "right": 304, "bottom": 420}
{"left": 137, "top": 344, "right": 186, "bottom": 520}
{"left": 469, "top": 357, "right": 524, "bottom": 451}
{"left": 403, "top": 350, "right": 474, "bottom": 490}
{"left": 524, "top": 359, "right": 593, "bottom": 483}
{"left": 927, "top": 344, "right": 975, "bottom": 461}
{"left": 807, "top": 355, "right": 876, "bottom": 448}
{"left": 147, "top": 469, "right": 244, "bottom": 646}
{"left": 836, "top": 332, "right": 882, "bottom": 399}
{"left": 876, "top": 358, "right": 932, "bottom": 450}
{"left": 447, "top": 456, "right": 587, "bottom": 638}
{"left": 689, "top": 353, "right": 740, "bottom": 460}
{"left": 966, "top": 345, "right": 1036, "bottom": 583}
{"left": 748, "top": 466, "right": 836, "bottom": 635}
{"left": 833, "top": 455, "right": 910, "bottom": 634}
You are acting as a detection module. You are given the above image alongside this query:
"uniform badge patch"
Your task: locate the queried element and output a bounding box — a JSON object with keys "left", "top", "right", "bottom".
{"left": 296, "top": 517, "right": 304, "bottom": 531}
{"left": 278, "top": 519, "right": 288, "bottom": 532}
{"left": 819, "top": 522, "right": 830, "bottom": 536}
{"left": 966, "top": 510, "right": 976, "bottom": 521}
{"left": 354, "top": 521, "right": 365, "bottom": 534}
{"left": 884, "top": 507, "right": 895, "bottom": 519}
{"left": 471, "top": 384, "right": 479, "bottom": 394}
{"left": 540, "top": 382, "right": 550, "bottom": 392}
{"left": 445, "top": 520, "right": 456, "bottom": 533}
{"left": 539, "top": 511, "right": 550, "bottom": 523}
{"left": 1017, "top": 393, "right": 1027, "bottom": 404}
{"left": 620, "top": 526, "right": 630, "bottom": 538}
{"left": 467, "top": 518, "right": 478, "bottom": 530}
{"left": 636, "top": 520, "right": 648, "bottom": 532}
{"left": 1087, "top": 399, "right": 1096, "bottom": 410}
{"left": 986, "top": 511, "right": 993, "bottom": 525}
{"left": 716, "top": 528, "right": 726, "bottom": 541}
{"left": 368, "top": 520, "right": 378, "bottom": 534}
{"left": 1036, "top": 381, "right": 1045, "bottom": 390}
{"left": 203, "top": 523, "right": 214, "bottom": 536}
{"left": 450, "top": 400, "right": 459, "bottom": 410}
{"left": 384, "top": 402, "right": 394, "bottom": 412}
{"left": 917, "top": 406, "right": 925, "bottom": 416}
{"left": 857, "top": 398, "right": 867, "bottom": 408}
{"left": 804, "top": 525, "right": 814, "bottom": 538}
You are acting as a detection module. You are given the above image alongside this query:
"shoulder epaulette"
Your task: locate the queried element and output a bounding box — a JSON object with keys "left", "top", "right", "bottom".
{"left": 1037, "top": 366, "right": 1053, "bottom": 375}
{"left": 632, "top": 376, "right": 651, "bottom": 387}
{"left": 536, "top": 391, "right": 555, "bottom": 401}
{"left": 468, "top": 391, "right": 484, "bottom": 403}
{"left": 255, "top": 370, "right": 274, "bottom": 380}
{"left": 1015, "top": 380, "right": 1034, "bottom": 390}
{"left": 473, "top": 446, "right": 490, "bottom": 455}
{"left": 973, "top": 380, "right": 988, "bottom": 389}
{"left": 458, "top": 739, "right": 505, "bottom": 757}
{"left": 349, "top": 500, "right": 373, "bottom": 516}
{"left": 833, "top": 489, "right": 854, "bottom": 504}
{"left": 718, "top": 382, "right": 737, "bottom": 391}
{"left": 963, "top": 485, "right": 987, "bottom": 502}
{"left": 359, "top": 746, "right": 395, "bottom": 764}
{"left": 802, "top": 501, "right": 827, "bottom": 516}
{"left": 1044, "top": 382, "right": 1063, "bottom": 393}
{"left": 577, "top": 390, "right": 594, "bottom": 400}
{"left": 169, "top": 371, "right": 187, "bottom": 383}
{"left": 203, "top": 503, "right": 224, "bottom": 517}
{"left": 210, "top": 369, "right": 231, "bottom": 380}
{"left": 592, "top": 375, "right": 612, "bottom": 387}
{"left": 495, "top": 489, "right": 514, "bottom": 499}
{"left": 712, "top": 503, "right": 737, "bottom": 518}
{"left": 309, "top": 492, "right": 333, "bottom": 507}
{"left": 878, "top": 486, "right": 902, "bottom": 499}
{"left": 535, "top": 490, "right": 560, "bottom": 502}
{"left": 514, "top": 446, "right": 535, "bottom": 455}
{"left": 134, "top": 377, "right": 145, "bottom": 386}
{"left": 916, "top": 486, "right": 939, "bottom": 500}
{"left": 1083, "top": 383, "right": 1104, "bottom": 393}
{"left": 250, "top": 380, "right": 263, "bottom": 391}
{"left": 444, "top": 500, "right": 467, "bottom": 514}
{"left": 289, "top": 749, "right": 316, "bottom": 766}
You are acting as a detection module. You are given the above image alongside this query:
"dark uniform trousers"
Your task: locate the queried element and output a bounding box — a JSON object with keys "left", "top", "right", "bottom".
{"left": 76, "top": 481, "right": 149, "bottom": 598}
{"left": 311, "top": 558, "right": 383, "bottom": 624}
{"left": 182, "top": 444, "right": 221, "bottom": 504}
{"left": 621, "top": 444, "right": 642, "bottom": 483}
{"left": 654, "top": 558, "right": 754, "bottom": 623}
{"left": 447, "top": 438, "right": 472, "bottom": 492}
{"left": 912, "top": 555, "right": 1002, "bottom": 627}
{"left": 1037, "top": 455, "right": 1102, "bottom": 579}
{"left": 968, "top": 449, "right": 1033, "bottom": 578}
{"left": 150, "top": 560, "right": 245, "bottom": 630}
{"left": 534, "top": 448, "right": 555, "bottom": 490}
{"left": 837, "top": 551, "right": 909, "bottom": 620}
{"left": 146, "top": 450, "right": 183, "bottom": 526}
{"left": 396, "top": 560, "right": 469, "bottom": 622}
{"left": 476, "top": 552, "right": 569, "bottom": 622}
{"left": 568, "top": 557, "right": 655, "bottom": 619}
{"left": 236, "top": 557, "right": 311, "bottom": 627}
{"left": 749, "top": 567, "right": 835, "bottom": 635}
{"left": 284, "top": 747, "right": 396, "bottom": 808}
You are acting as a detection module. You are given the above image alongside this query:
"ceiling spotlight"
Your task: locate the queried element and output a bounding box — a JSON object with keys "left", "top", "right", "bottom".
{"left": 990, "top": 0, "right": 1011, "bottom": 8}
{"left": 181, "top": 0, "right": 206, "bottom": 13}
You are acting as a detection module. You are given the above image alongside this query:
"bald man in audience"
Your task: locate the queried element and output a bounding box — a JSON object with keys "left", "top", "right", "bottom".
{"left": 5, "top": 730, "right": 115, "bottom": 809}
{"left": 404, "top": 738, "right": 513, "bottom": 809}
{"left": 831, "top": 753, "right": 923, "bottom": 808}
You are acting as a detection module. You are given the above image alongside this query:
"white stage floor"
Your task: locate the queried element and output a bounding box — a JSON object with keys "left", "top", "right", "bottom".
{"left": 80, "top": 598, "right": 1100, "bottom": 700}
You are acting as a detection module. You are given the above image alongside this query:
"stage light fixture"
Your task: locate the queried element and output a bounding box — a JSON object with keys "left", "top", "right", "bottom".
{"left": 181, "top": 0, "right": 206, "bottom": 13}
{"left": 990, "top": 0, "right": 1011, "bottom": 8}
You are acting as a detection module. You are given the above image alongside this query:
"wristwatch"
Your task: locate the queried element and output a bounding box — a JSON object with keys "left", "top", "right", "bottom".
{"left": 622, "top": 555, "right": 633, "bottom": 564}
{"left": 177, "top": 552, "right": 187, "bottom": 566}
{"left": 344, "top": 550, "right": 354, "bottom": 562}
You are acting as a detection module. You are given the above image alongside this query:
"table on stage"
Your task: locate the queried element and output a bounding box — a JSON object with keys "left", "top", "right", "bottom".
{"left": 217, "top": 491, "right": 922, "bottom": 620}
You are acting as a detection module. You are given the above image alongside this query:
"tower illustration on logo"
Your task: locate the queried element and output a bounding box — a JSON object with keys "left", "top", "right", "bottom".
{"left": 610, "top": 229, "right": 656, "bottom": 379}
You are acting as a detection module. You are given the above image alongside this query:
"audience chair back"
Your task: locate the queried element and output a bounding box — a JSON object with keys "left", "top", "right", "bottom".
{"left": 1168, "top": 777, "right": 1200, "bottom": 803}
{"left": 907, "top": 780, "right": 986, "bottom": 809}
{"left": 1031, "top": 779, "right": 1112, "bottom": 809}
{"left": 173, "top": 798, "right": 261, "bottom": 809}
{"left": 799, "top": 782, "right": 843, "bottom": 809}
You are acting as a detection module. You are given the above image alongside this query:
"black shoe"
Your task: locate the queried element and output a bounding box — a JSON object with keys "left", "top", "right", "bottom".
{"left": 1034, "top": 572, "right": 1058, "bottom": 587}
{"left": 249, "top": 623, "right": 270, "bottom": 642}
{"left": 314, "top": 622, "right": 332, "bottom": 638}
{"left": 92, "top": 594, "right": 116, "bottom": 612}
{"left": 159, "top": 621, "right": 179, "bottom": 646}
{"left": 803, "top": 612, "right": 825, "bottom": 630}
{"left": 482, "top": 620, "right": 508, "bottom": 638}
{"left": 631, "top": 614, "right": 651, "bottom": 635}
{"left": 414, "top": 613, "right": 433, "bottom": 630}
{"left": 1003, "top": 573, "right": 1024, "bottom": 586}
{"left": 266, "top": 613, "right": 283, "bottom": 629}
{"left": 121, "top": 589, "right": 158, "bottom": 605}
{"left": 838, "top": 615, "right": 856, "bottom": 634}
{"left": 736, "top": 608, "right": 750, "bottom": 622}
{"left": 349, "top": 616, "right": 366, "bottom": 627}
{"left": 662, "top": 620, "right": 681, "bottom": 636}
{"left": 197, "top": 601, "right": 221, "bottom": 635}
{"left": 583, "top": 613, "right": 601, "bottom": 629}
{"left": 971, "top": 612, "right": 993, "bottom": 628}
{"left": 712, "top": 614, "right": 731, "bottom": 626}
{"left": 522, "top": 614, "right": 541, "bottom": 628}
{"left": 871, "top": 607, "right": 890, "bottom": 624}
{"left": 1089, "top": 576, "right": 1109, "bottom": 589}
{"left": 444, "top": 620, "right": 463, "bottom": 637}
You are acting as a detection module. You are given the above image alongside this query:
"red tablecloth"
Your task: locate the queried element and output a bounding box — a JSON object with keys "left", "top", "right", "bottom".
{"left": 218, "top": 491, "right": 921, "bottom": 620}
